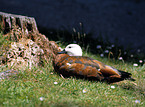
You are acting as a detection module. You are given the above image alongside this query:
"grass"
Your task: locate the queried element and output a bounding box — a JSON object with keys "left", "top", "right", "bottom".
{"left": 0, "top": 57, "right": 145, "bottom": 107}
{"left": 0, "top": 31, "right": 145, "bottom": 107}
{"left": 0, "top": 52, "right": 145, "bottom": 106}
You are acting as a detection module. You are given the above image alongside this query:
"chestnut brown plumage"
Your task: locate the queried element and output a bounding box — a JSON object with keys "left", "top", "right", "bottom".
{"left": 53, "top": 44, "right": 135, "bottom": 83}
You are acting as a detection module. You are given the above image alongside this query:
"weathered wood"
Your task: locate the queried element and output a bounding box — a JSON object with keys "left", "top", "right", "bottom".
{"left": 0, "top": 11, "right": 38, "bottom": 34}
{"left": 0, "top": 12, "right": 62, "bottom": 70}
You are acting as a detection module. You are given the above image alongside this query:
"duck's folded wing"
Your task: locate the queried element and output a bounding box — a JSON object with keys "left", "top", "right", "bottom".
{"left": 92, "top": 59, "right": 121, "bottom": 78}
{"left": 56, "top": 56, "right": 104, "bottom": 80}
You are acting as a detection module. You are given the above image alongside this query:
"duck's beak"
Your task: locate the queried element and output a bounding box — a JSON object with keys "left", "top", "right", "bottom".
{"left": 57, "top": 49, "right": 67, "bottom": 54}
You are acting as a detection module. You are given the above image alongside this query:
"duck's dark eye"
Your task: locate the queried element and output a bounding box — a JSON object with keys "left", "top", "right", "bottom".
{"left": 68, "top": 46, "right": 72, "bottom": 48}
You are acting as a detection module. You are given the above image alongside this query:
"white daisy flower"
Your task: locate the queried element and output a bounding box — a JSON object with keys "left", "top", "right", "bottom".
{"left": 139, "top": 60, "right": 143, "bottom": 63}
{"left": 124, "top": 51, "right": 127, "bottom": 55}
{"left": 104, "top": 50, "right": 109, "bottom": 53}
{"left": 135, "top": 100, "right": 140, "bottom": 104}
{"left": 133, "top": 63, "right": 138, "bottom": 67}
{"left": 111, "top": 44, "right": 115, "bottom": 47}
{"left": 110, "top": 86, "right": 115, "bottom": 89}
{"left": 118, "top": 57, "right": 123, "bottom": 60}
{"left": 100, "top": 53, "right": 104, "bottom": 57}
{"left": 130, "top": 54, "right": 134, "bottom": 57}
{"left": 50, "top": 72, "right": 53, "bottom": 74}
{"left": 96, "top": 45, "right": 101, "bottom": 49}
{"left": 39, "top": 97, "right": 45, "bottom": 101}
{"left": 54, "top": 82, "right": 58, "bottom": 84}
{"left": 83, "top": 88, "right": 87, "bottom": 93}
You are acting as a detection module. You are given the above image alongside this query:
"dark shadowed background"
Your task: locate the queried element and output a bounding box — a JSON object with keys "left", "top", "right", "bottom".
{"left": 0, "top": 0, "right": 145, "bottom": 52}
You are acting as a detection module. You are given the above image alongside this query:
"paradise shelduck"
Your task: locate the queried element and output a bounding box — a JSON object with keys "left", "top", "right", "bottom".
{"left": 53, "top": 44, "right": 135, "bottom": 83}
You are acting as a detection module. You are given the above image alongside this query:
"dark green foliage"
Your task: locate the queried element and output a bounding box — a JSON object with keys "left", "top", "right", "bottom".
{"left": 38, "top": 23, "right": 145, "bottom": 66}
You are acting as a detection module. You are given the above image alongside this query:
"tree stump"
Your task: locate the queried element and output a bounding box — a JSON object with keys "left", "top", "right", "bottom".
{"left": 0, "top": 11, "right": 62, "bottom": 69}
{"left": 0, "top": 11, "right": 38, "bottom": 34}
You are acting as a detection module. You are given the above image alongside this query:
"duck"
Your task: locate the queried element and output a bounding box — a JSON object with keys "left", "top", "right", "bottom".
{"left": 53, "top": 44, "right": 135, "bottom": 83}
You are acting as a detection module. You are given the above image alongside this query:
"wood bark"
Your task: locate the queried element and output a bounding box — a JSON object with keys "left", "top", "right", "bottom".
{"left": 0, "top": 11, "right": 38, "bottom": 34}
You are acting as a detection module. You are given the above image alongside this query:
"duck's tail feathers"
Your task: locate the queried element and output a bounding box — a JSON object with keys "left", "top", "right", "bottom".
{"left": 118, "top": 70, "right": 135, "bottom": 81}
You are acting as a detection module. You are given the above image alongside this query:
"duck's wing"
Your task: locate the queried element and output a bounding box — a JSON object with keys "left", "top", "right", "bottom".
{"left": 92, "top": 59, "right": 122, "bottom": 78}
{"left": 92, "top": 59, "right": 134, "bottom": 81}
{"left": 54, "top": 55, "right": 104, "bottom": 80}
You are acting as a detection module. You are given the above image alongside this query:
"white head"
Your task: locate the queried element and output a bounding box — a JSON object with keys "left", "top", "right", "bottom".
{"left": 64, "top": 44, "right": 82, "bottom": 56}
